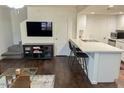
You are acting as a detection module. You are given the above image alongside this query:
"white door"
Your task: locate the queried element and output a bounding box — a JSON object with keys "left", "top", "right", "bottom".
{"left": 54, "top": 17, "right": 69, "bottom": 56}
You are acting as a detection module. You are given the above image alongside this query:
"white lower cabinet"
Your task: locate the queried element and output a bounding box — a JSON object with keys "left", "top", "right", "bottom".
{"left": 116, "top": 41, "right": 124, "bottom": 62}
{"left": 121, "top": 53, "right": 124, "bottom": 62}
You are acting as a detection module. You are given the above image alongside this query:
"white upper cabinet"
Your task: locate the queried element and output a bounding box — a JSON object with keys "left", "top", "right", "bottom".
{"left": 77, "top": 14, "right": 87, "bottom": 39}
{"left": 77, "top": 14, "right": 117, "bottom": 43}
{"left": 116, "top": 15, "right": 124, "bottom": 30}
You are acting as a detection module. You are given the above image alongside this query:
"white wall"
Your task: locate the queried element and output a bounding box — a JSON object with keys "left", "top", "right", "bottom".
{"left": 27, "top": 6, "right": 77, "bottom": 39}
{"left": 77, "top": 14, "right": 87, "bottom": 39}
{"left": 77, "top": 14, "right": 117, "bottom": 43}
{"left": 116, "top": 15, "right": 124, "bottom": 30}
{"left": 0, "top": 6, "right": 13, "bottom": 59}
{"left": 11, "top": 7, "right": 27, "bottom": 44}
{"left": 86, "top": 15, "right": 116, "bottom": 42}
{"left": 20, "top": 6, "right": 77, "bottom": 55}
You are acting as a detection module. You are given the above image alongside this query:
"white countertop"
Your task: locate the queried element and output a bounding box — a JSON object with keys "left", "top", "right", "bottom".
{"left": 70, "top": 38, "right": 124, "bottom": 53}
{"left": 108, "top": 38, "right": 124, "bottom": 43}
{"left": 117, "top": 39, "right": 124, "bottom": 43}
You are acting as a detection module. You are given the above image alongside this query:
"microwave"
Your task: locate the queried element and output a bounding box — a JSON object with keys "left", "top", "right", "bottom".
{"left": 111, "top": 31, "right": 124, "bottom": 39}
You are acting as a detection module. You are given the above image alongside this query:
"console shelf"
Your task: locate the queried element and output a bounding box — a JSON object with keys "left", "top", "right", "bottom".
{"left": 23, "top": 43, "right": 54, "bottom": 59}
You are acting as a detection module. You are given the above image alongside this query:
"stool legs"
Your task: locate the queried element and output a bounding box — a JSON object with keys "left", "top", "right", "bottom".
{"left": 71, "top": 56, "right": 77, "bottom": 68}
{"left": 74, "top": 57, "right": 88, "bottom": 76}
{"left": 68, "top": 50, "right": 73, "bottom": 65}
{"left": 69, "top": 53, "right": 88, "bottom": 76}
{"left": 83, "top": 58, "right": 88, "bottom": 76}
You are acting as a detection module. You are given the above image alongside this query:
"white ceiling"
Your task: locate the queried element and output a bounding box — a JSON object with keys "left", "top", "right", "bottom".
{"left": 1, "top": 5, "right": 124, "bottom": 15}
{"left": 77, "top": 5, "right": 124, "bottom": 15}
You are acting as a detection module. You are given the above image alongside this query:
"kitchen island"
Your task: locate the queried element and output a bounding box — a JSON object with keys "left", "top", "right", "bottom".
{"left": 70, "top": 38, "right": 124, "bottom": 84}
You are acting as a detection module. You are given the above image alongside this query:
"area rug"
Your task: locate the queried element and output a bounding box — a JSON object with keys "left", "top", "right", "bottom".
{"left": 30, "top": 75, "right": 55, "bottom": 88}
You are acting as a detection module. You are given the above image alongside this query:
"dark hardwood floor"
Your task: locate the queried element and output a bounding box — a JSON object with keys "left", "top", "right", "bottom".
{"left": 0, "top": 57, "right": 117, "bottom": 88}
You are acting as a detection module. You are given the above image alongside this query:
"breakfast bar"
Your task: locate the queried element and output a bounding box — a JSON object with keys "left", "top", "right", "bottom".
{"left": 70, "top": 38, "right": 124, "bottom": 84}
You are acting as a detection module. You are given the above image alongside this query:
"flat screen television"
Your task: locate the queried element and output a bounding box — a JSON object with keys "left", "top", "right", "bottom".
{"left": 26, "top": 21, "right": 52, "bottom": 37}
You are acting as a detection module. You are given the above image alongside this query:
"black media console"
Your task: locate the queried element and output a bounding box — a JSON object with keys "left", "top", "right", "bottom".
{"left": 23, "top": 43, "right": 54, "bottom": 59}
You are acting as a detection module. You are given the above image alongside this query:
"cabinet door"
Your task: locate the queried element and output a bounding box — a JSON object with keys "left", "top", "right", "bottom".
{"left": 122, "top": 53, "right": 124, "bottom": 62}
{"left": 116, "top": 41, "right": 124, "bottom": 61}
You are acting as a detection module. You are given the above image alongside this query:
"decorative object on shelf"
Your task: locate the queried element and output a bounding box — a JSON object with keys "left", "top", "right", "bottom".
{"left": 23, "top": 44, "right": 54, "bottom": 59}
{"left": 15, "top": 68, "right": 21, "bottom": 76}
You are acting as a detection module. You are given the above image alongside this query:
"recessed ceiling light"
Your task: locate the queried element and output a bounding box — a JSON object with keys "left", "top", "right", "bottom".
{"left": 119, "top": 12, "right": 123, "bottom": 14}
{"left": 108, "top": 5, "right": 114, "bottom": 8}
{"left": 7, "top": 4, "right": 24, "bottom": 9}
{"left": 91, "top": 12, "right": 95, "bottom": 14}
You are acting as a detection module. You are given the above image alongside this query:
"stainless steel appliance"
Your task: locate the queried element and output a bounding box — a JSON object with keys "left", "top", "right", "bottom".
{"left": 110, "top": 32, "right": 117, "bottom": 39}
{"left": 111, "top": 30, "right": 124, "bottom": 39}
{"left": 108, "top": 39, "right": 116, "bottom": 46}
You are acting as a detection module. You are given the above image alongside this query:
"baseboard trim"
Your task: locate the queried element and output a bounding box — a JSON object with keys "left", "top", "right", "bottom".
{"left": 56, "top": 55, "right": 68, "bottom": 57}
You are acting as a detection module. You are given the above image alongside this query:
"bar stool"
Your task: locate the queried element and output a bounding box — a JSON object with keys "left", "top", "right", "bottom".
{"left": 68, "top": 41, "right": 73, "bottom": 63}
{"left": 72, "top": 45, "right": 89, "bottom": 75}
{"left": 68, "top": 41, "right": 82, "bottom": 64}
{"left": 0, "top": 65, "right": 1, "bottom": 74}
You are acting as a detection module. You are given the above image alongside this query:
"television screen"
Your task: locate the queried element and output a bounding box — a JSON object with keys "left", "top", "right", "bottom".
{"left": 26, "top": 21, "right": 52, "bottom": 37}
